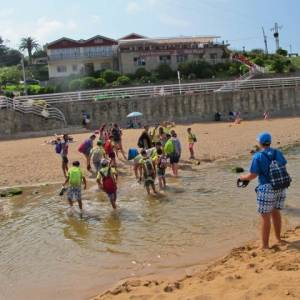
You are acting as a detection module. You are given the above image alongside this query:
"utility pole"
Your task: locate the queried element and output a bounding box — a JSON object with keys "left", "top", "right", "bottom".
{"left": 289, "top": 44, "right": 292, "bottom": 55}
{"left": 21, "top": 55, "right": 27, "bottom": 95}
{"left": 262, "top": 27, "right": 268, "bottom": 55}
{"left": 271, "top": 22, "right": 282, "bottom": 51}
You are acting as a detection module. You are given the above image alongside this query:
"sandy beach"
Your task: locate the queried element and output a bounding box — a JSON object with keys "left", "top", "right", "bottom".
{"left": 1, "top": 117, "right": 300, "bottom": 188}
{"left": 93, "top": 226, "right": 300, "bottom": 300}
{"left": 1, "top": 117, "right": 300, "bottom": 300}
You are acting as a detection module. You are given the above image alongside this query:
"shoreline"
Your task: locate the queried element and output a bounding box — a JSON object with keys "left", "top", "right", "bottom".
{"left": 91, "top": 226, "right": 300, "bottom": 300}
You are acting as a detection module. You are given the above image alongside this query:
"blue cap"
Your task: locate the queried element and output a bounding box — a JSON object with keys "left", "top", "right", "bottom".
{"left": 257, "top": 132, "right": 272, "bottom": 144}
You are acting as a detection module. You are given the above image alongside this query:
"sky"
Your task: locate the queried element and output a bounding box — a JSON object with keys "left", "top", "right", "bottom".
{"left": 0, "top": 0, "right": 299, "bottom": 53}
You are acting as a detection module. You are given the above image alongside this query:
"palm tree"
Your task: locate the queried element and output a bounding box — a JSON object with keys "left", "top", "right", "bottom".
{"left": 19, "top": 37, "right": 40, "bottom": 64}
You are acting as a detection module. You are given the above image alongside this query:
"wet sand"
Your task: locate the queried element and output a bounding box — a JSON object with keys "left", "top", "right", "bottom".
{"left": 93, "top": 227, "right": 300, "bottom": 300}
{"left": 1, "top": 117, "right": 300, "bottom": 187}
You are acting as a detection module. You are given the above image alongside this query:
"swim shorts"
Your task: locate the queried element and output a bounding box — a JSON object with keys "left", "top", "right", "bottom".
{"left": 170, "top": 153, "right": 180, "bottom": 164}
{"left": 157, "top": 168, "right": 166, "bottom": 177}
{"left": 256, "top": 184, "right": 286, "bottom": 214}
{"left": 62, "top": 156, "right": 69, "bottom": 164}
{"left": 67, "top": 186, "right": 82, "bottom": 201}
{"left": 144, "top": 177, "right": 154, "bottom": 187}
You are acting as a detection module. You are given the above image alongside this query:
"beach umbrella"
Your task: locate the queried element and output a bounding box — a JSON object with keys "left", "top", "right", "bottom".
{"left": 127, "top": 111, "right": 143, "bottom": 118}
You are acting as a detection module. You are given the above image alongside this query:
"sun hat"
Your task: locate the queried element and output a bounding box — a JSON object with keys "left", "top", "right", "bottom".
{"left": 257, "top": 132, "right": 272, "bottom": 144}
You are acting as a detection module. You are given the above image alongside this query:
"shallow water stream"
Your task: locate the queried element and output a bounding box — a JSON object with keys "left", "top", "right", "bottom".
{"left": 1, "top": 148, "right": 300, "bottom": 300}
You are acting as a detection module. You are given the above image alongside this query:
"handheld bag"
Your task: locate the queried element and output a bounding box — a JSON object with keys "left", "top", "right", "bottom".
{"left": 262, "top": 151, "right": 292, "bottom": 190}
{"left": 55, "top": 143, "right": 62, "bottom": 154}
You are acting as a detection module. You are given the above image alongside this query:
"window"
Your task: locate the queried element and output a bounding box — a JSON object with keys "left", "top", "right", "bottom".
{"left": 159, "top": 55, "right": 171, "bottom": 64}
{"left": 133, "top": 57, "right": 146, "bottom": 66}
{"left": 72, "top": 64, "right": 78, "bottom": 71}
{"left": 101, "top": 62, "right": 111, "bottom": 69}
{"left": 57, "top": 65, "right": 67, "bottom": 73}
{"left": 177, "top": 55, "right": 188, "bottom": 63}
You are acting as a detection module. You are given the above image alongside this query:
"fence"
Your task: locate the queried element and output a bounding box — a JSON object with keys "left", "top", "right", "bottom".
{"left": 13, "top": 76, "right": 300, "bottom": 104}
{"left": 0, "top": 96, "right": 66, "bottom": 124}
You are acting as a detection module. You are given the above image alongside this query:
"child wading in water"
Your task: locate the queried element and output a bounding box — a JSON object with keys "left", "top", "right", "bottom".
{"left": 139, "top": 150, "right": 157, "bottom": 195}
{"left": 90, "top": 140, "right": 106, "bottom": 172}
{"left": 63, "top": 161, "right": 87, "bottom": 213}
{"left": 156, "top": 148, "right": 167, "bottom": 189}
{"left": 97, "top": 159, "right": 118, "bottom": 209}
{"left": 187, "top": 128, "right": 197, "bottom": 159}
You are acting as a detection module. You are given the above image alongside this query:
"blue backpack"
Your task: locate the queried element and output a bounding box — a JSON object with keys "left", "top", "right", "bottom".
{"left": 262, "top": 150, "right": 291, "bottom": 190}
{"left": 55, "top": 142, "right": 62, "bottom": 154}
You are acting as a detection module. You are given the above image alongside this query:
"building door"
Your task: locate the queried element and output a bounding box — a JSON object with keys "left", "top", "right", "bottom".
{"left": 84, "top": 63, "right": 94, "bottom": 75}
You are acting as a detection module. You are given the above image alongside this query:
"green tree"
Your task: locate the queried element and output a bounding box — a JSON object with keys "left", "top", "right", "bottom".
{"left": 32, "top": 49, "right": 47, "bottom": 58}
{"left": 19, "top": 37, "right": 40, "bottom": 64}
{"left": 135, "top": 67, "right": 150, "bottom": 79}
{"left": 271, "top": 58, "right": 286, "bottom": 73}
{"left": 102, "top": 69, "right": 120, "bottom": 83}
{"left": 276, "top": 48, "right": 288, "bottom": 57}
{"left": 0, "top": 66, "right": 22, "bottom": 86}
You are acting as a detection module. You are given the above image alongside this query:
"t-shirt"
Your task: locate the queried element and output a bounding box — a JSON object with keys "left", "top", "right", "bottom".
{"left": 97, "top": 166, "right": 117, "bottom": 180}
{"left": 139, "top": 132, "right": 152, "bottom": 149}
{"left": 91, "top": 146, "right": 105, "bottom": 163}
{"left": 164, "top": 139, "right": 175, "bottom": 155}
{"left": 188, "top": 133, "right": 196, "bottom": 144}
{"left": 68, "top": 167, "right": 83, "bottom": 187}
{"left": 111, "top": 128, "right": 121, "bottom": 142}
{"left": 83, "top": 139, "right": 93, "bottom": 155}
{"left": 172, "top": 138, "right": 181, "bottom": 156}
{"left": 61, "top": 141, "right": 69, "bottom": 157}
{"left": 250, "top": 147, "right": 287, "bottom": 185}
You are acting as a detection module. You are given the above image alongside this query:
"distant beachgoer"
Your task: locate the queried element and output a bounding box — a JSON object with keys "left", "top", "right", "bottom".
{"left": 158, "top": 127, "right": 167, "bottom": 146}
{"left": 99, "top": 124, "right": 109, "bottom": 143}
{"left": 187, "top": 128, "right": 197, "bottom": 159}
{"left": 111, "top": 123, "right": 127, "bottom": 160}
{"left": 156, "top": 148, "right": 168, "bottom": 189}
{"left": 90, "top": 140, "right": 106, "bottom": 172}
{"left": 214, "top": 112, "right": 221, "bottom": 121}
{"left": 264, "top": 112, "right": 270, "bottom": 120}
{"left": 139, "top": 149, "right": 157, "bottom": 195}
{"left": 170, "top": 130, "right": 181, "bottom": 176}
{"left": 63, "top": 161, "right": 87, "bottom": 213}
{"left": 104, "top": 135, "right": 117, "bottom": 168}
{"left": 55, "top": 134, "right": 69, "bottom": 178}
{"left": 97, "top": 159, "right": 118, "bottom": 209}
{"left": 78, "top": 135, "right": 96, "bottom": 172}
{"left": 234, "top": 112, "right": 242, "bottom": 124}
{"left": 228, "top": 111, "right": 235, "bottom": 122}
{"left": 239, "top": 132, "right": 291, "bottom": 249}
{"left": 150, "top": 124, "right": 160, "bottom": 146}
{"left": 137, "top": 126, "right": 152, "bottom": 149}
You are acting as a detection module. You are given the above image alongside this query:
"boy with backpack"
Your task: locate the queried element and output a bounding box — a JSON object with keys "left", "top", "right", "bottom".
{"left": 90, "top": 140, "right": 106, "bottom": 172}
{"left": 97, "top": 159, "right": 118, "bottom": 209}
{"left": 139, "top": 149, "right": 157, "bottom": 195}
{"left": 55, "top": 134, "right": 69, "bottom": 178}
{"left": 156, "top": 148, "right": 168, "bottom": 189}
{"left": 104, "top": 135, "right": 117, "bottom": 168}
{"left": 78, "top": 135, "right": 96, "bottom": 172}
{"left": 63, "top": 161, "right": 87, "bottom": 213}
{"left": 239, "top": 132, "right": 291, "bottom": 249}
{"left": 187, "top": 128, "right": 197, "bottom": 159}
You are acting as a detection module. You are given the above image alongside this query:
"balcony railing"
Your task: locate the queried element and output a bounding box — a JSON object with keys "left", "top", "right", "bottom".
{"left": 48, "top": 51, "right": 114, "bottom": 61}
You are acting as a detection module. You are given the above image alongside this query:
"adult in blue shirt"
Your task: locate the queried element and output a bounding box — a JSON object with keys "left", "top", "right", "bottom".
{"left": 239, "top": 132, "right": 288, "bottom": 249}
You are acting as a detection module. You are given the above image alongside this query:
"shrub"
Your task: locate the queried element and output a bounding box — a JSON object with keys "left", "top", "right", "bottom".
{"left": 81, "top": 77, "right": 98, "bottom": 89}
{"left": 112, "top": 80, "right": 120, "bottom": 87}
{"left": 155, "top": 64, "right": 175, "bottom": 80}
{"left": 117, "top": 75, "right": 131, "bottom": 85}
{"left": 252, "top": 57, "right": 265, "bottom": 67}
{"left": 271, "top": 59, "right": 285, "bottom": 73}
{"left": 102, "top": 69, "right": 120, "bottom": 83}
{"left": 135, "top": 67, "right": 151, "bottom": 79}
{"left": 288, "top": 65, "right": 296, "bottom": 73}
{"left": 96, "top": 78, "right": 106, "bottom": 88}
{"left": 44, "top": 86, "right": 55, "bottom": 93}
{"left": 276, "top": 48, "right": 288, "bottom": 57}
{"left": 69, "top": 79, "right": 83, "bottom": 91}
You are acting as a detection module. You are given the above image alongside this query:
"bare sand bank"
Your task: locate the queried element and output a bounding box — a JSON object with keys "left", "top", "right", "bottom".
{"left": 92, "top": 227, "right": 300, "bottom": 300}
{"left": 1, "top": 117, "right": 300, "bottom": 187}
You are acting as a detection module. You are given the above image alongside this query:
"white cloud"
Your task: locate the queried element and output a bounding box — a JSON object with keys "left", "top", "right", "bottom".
{"left": 159, "top": 14, "right": 190, "bottom": 28}
{"left": 126, "top": 1, "right": 142, "bottom": 14}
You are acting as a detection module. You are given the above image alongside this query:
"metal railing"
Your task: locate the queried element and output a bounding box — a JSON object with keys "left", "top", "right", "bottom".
{"left": 0, "top": 96, "right": 67, "bottom": 124}
{"left": 12, "top": 76, "right": 300, "bottom": 104}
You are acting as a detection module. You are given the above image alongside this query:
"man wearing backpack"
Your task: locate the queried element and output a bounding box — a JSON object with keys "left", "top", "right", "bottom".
{"left": 139, "top": 149, "right": 157, "bottom": 195}
{"left": 239, "top": 132, "right": 291, "bottom": 249}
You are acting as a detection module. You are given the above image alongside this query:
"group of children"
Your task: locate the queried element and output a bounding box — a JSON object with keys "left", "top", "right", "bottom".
{"left": 56, "top": 124, "right": 197, "bottom": 214}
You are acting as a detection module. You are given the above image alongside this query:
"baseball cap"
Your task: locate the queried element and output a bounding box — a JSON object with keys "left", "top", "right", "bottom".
{"left": 257, "top": 132, "right": 272, "bottom": 144}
